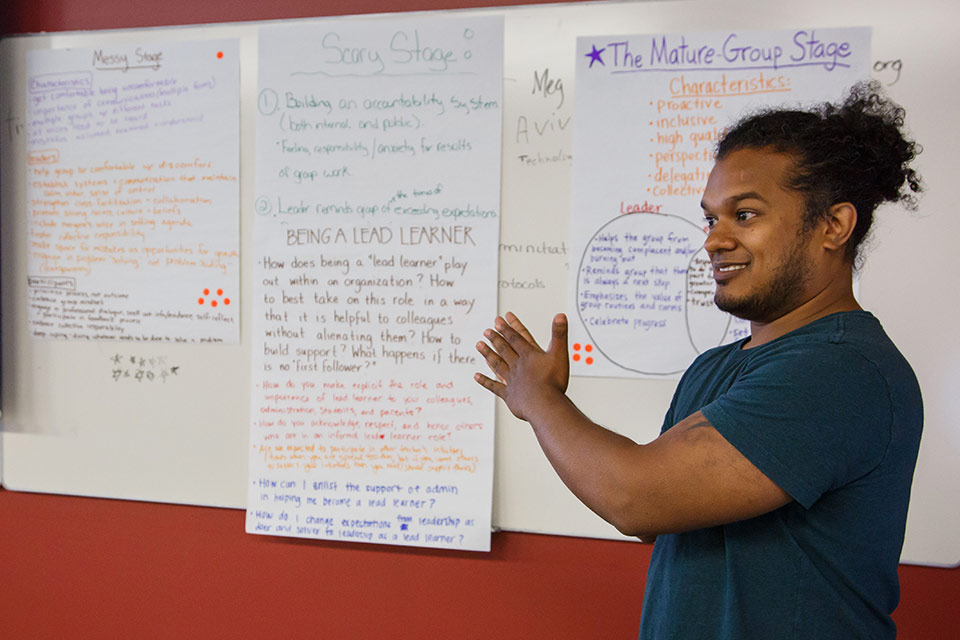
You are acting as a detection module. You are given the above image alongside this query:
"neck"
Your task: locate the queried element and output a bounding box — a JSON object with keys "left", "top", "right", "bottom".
{"left": 745, "top": 270, "right": 860, "bottom": 348}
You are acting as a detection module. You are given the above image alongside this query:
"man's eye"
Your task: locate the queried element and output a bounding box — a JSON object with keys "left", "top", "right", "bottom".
{"left": 736, "top": 210, "right": 756, "bottom": 221}
{"left": 703, "top": 216, "right": 717, "bottom": 229}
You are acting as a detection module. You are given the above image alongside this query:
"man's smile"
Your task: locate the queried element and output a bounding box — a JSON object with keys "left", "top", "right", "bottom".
{"left": 712, "top": 262, "right": 748, "bottom": 282}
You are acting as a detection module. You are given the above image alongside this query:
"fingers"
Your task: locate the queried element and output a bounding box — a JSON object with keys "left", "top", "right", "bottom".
{"left": 476, "top": 313, "right": 547, "bottom": 374}
{"left": 474, "top": 313, "right": 550, "bottom": 399}
{"left": 473, "top": 372, "right": 506, "bottom": 398}
{"left": 494, "top": 315, "right": 540, "bottom": 355}
{"left": 476, "top": 339, "right": 510, "bottom": 381}
{"left": 484, "top": 325, "right": 520, "bottom": 364}
{"left": 504, "top": 311, "right": 538, "bottom": 347}
{"left": 548, "top": 313, "right": 568, "bottom": 357}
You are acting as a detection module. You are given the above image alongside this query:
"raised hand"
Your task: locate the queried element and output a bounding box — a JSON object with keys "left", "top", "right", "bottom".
{"left": 474, "top": 312, "right": 569, "bottom": 422}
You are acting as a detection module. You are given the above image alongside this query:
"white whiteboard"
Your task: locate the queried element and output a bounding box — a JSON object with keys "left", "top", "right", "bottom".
{"left": 2, "top": 0, "right": 956, "bottom": 567}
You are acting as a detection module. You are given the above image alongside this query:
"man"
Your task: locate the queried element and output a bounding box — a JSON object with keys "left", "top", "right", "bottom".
{"left": 474, "top": 82, "right": 923, "bottom": 639}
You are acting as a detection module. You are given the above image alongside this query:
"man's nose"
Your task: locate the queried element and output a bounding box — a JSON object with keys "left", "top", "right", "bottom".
{"left": 703, "top": 220, "right": 736, "bottom": 254}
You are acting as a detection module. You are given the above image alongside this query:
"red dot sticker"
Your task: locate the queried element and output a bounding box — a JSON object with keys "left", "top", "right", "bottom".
{"left": 203, "top": 288, "right": 210, "bottom": 296}
{"left": 217, "top": 289, "right": 223, "bottom": 296}
{"left": 217, "top": 51, "right": 224, "bottom": 59}
{"left": 585, "top": 344, "right": 593, "bottom": 352}
{"left": 572, "top": 353, "right": 581, "bottom": 362}
{"left": 211, "top": 300, "right": 218, "bottom": 308}
{"left": 224, "top": 298, "right": 231, "bottom": 306}
{"left": 573, "top": 343, "right": 582, "bottom": 351}
{"left": 585, "top": 357, "right": 594, "bottom": 365}
{"left": 197, "top": 297, "right": 204, "bottom": 305}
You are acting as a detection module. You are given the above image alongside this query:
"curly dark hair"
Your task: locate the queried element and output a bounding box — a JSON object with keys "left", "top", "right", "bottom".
{"left": 716, "top": 81, "right": 922, "bottom": 264}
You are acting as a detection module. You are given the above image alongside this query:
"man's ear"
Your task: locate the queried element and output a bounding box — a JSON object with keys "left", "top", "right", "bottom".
{"left": 822, "top": 202, "right": 858, "bottom": 252}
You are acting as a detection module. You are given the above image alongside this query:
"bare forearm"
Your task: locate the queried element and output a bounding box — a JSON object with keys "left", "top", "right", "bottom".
{"left": 474, "top": 313, "right": 790, "bottom": 538}
{"left": 522, "top": 389, "right": 656, "bottom": 537}
{"left": 474, "top": 313, "right": 660, "bottom": 536}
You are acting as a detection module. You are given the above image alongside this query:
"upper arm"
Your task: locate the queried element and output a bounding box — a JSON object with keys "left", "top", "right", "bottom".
{"left": 564, "top": 345, "right": 893, "bottom": 540}
{"left": 617, "top": 345, "right": 894, "bottom": 538}
{"left": 618, "top": 410, "right": 792, "bottom": 538}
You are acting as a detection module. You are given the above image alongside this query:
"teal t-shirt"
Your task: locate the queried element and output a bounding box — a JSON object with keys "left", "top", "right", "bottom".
{"left": 639, "top": 312, "right": 923, "bottom": 640}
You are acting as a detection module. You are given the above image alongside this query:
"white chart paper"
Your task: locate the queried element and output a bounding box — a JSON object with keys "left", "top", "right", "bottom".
{"left": 571, "top": 27, "right": 870, "bottom": 378}
{"left": 247, "top": 16, "right": 503, "bottom": 551}
{"left": 25, "top": 40, "right": 241, "bottom": 343}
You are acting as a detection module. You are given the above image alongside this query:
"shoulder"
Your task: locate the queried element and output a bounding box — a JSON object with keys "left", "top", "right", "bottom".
{"left": 746, "top": 311, "right": 919, "bottom": 394}
{"left": 680, "top": 339, "right": 746, "bottom": 380}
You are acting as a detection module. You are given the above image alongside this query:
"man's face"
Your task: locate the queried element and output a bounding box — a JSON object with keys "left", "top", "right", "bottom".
{"left": 700, "top": 147, "right": 819, "bottom": 324}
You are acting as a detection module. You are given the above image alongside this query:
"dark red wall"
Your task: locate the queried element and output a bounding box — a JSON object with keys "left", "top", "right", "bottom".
{"left": 0, "top": 0, "right": 586, "bottom": 37}
{"left": 0, "top": 489, "right": 957, "bottom": 638}
{"left": 0, "top": 490, "right": 652, "bottom": 639}
{"left": 1, "top": 1, "right": 957, "bottom": 638}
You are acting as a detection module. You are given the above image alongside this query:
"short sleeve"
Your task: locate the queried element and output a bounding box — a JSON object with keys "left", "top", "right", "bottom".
{"left": 700, "top": 343, "right": 892, "bottom": 509}
{"left": 660, "top": 382, "right": 680, "bottom": 434}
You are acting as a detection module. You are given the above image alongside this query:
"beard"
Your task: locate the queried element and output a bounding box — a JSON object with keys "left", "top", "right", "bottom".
{"left": 714, "top": 235, "right": 813, "bottom": 323}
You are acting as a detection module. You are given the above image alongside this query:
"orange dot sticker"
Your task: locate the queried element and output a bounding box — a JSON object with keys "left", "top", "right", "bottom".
{"left": 572, "top": 342, "right": 595, "bottom": 365}
{"left": 197, "top": 287, "right": 232, "bottom": 308}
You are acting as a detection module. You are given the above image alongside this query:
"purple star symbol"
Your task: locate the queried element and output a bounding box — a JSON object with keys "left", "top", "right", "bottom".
{"left": 585, "top": 44, "right": 606, "bottom": 68}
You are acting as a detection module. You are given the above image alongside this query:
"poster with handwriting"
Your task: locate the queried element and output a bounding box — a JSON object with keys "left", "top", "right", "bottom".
{"left": 25, "top": 40, "right": 240, "bottom": 343}
{"left": 570, "top": 27, "right": 869, "bottom": 378}
{"left": 496, "top": 15, "right": 576, "bottom": 337}
{"left": 247, "top": 16, "right": 503, "bottom": 551}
